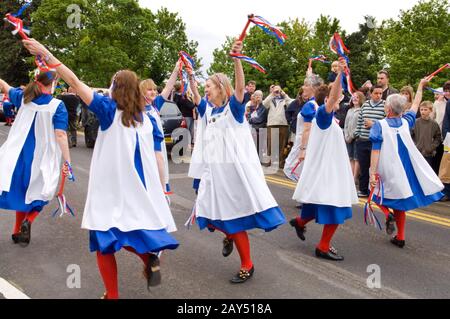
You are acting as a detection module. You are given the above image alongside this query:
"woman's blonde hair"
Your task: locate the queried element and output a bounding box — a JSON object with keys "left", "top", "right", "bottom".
{"left": 208, "top": 73, "right": 233, "bottom": 104}
{"left": 400, "top": 86, "right": 414, "bottom": 103}
{"left": 139, "top": 79, "right": 157, "bottom": 94}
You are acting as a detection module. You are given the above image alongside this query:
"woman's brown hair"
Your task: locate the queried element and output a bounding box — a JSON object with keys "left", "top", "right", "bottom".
{"left": 112, "top": 70, "right": 145, "bottom": 128}
{"left": 24, "top": 71, "right": 56, "bottom": 103}
{"left": 315, "top": 84, "right": 330, "bottom": 106}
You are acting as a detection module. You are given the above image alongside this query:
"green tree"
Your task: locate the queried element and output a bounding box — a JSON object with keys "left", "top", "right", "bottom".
{"left": 379, "top": 0, "right": 450, "bottom": 89}
{"left": 208, "top": 18, "right": 311, "bottom": 97}
{"left": 344, "top": 16, "right": 383, "bottom": 89}
{"left": 9, "top": 0, "right": 199, "bottom": 88}
{"left": 308, "top": 15, "right": 343, "bottom": 82}
{"left": 0, "top": 0, "right": 42, "bottom": 86}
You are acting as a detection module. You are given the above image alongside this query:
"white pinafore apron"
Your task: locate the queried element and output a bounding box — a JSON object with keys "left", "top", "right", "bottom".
{"left": 376, "top": 119, "right": 443, "bottom": 199}
{"left": 0, "top": 98, "right": 62, "bottom": 203}
{"left": 82, "top": 110, "right": 177, "bottom": 232}
{"left": 293, "top": 118, "right": 358, "bottom": 207}
{"left": 284, "top": 100, "right": 318, "bottom": 181}
{"left": 196, "top": 102, "right": 279, "bottom": 221}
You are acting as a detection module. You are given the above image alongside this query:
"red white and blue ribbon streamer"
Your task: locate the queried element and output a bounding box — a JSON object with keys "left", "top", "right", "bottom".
{"left": 178, "top": 51, "right": 196, "bottom": 96}
{"left": 229, "top": 53, "right": 266, "bottom": 74}
{"left": 13, "top": 1, "right": 32, "bottom": 18}
{"left": 329, "top": 33, "right": 356, "bottom": 94}
{"left": 249, "top": 15, "right": 287, "bottom": 45}
{"left": 4, "top": 1, "right": 32, "bottom": 39}
{"left": 363, "top": 174, "right": 384, "bottom": 231}
{"left": 310, "top": 55, "right": 331, "bottom": 64}
{"left": 52, "top": 164, "right": 75, "bottom": 218}
{"left": 425, "top": 87, "right": 445, "bottom": 95}
{"left": 184, "top": 200, "right": 197, "bottom": 229}
{"left": 179, "top": 51, "right": 195, "bottom": 71}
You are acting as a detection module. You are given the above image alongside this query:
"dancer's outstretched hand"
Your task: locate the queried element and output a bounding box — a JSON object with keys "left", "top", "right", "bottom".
{"left": 230, "top": 40, "right": 243, "bottom": 55}
{"left": 22, "top": 39, "right": 51, "bottom": 57}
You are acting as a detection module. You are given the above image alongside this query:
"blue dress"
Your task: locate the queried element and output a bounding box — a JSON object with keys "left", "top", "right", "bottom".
{"left": 194, "top": 96, "right": 286, "bottom": 234}
{"left": 87, "top": 92, "right": 179, "bottom": 255}
{"left": 300, "top": 105, "right": 353, "bottom": 225}
{"left": 370, "top": 112, "right": 443, "bottom": 211}
{"left": 0, "top": 88, "right": 68, "bottom": 213}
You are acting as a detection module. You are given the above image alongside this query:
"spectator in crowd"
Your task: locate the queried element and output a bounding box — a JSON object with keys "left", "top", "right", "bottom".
{"left": 285, "top": 87, "right": 307, "bottom": 141}
{"left": 57, "top": 86, "right": 80, "bottom": 148}
{"left": 245, "top": 94, "right": 257, "bottom": 121}
{"left": 243, "top": 80, "right": 256, "bottom": 105}
{"left": 433, "top": 88, "right": 446, "bottom": 131}
{"left": 432, "top": 88, "right": 446, "bottom": 173}
{"left": 359, "top": 80, "right": 373, "bottom": 101}
{"left": 248, "top": 90, "right": 268, "bottom": 154}
{"left": 412, "top": 101, "right": 442, "bottom": 167}
{"left": 439, "top": 81, "right": 450, "bottom": 201}
{"left": 400, "top": 85, "right": 415, "bottom": 112}
{"left": 377, "top": 70, "right": 398, "bottom": 101}
{"left": 263, "top": 85, "right": 293, "bottom": 169}
{"left": 354, "top": 84, "right": 385, "bottom": 197}
{"left": 344, "top": 91, "right": 366, "bottom": 181}
{"left": 327, "top": 61, "right": 339, "bottom": 83}
{"left": 173, "top": 82, "right": 196, "bottom": 147}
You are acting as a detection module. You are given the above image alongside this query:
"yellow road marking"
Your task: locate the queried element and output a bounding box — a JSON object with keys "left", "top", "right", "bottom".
{"left": 265, "top": 175, "right": 450, "bottom": 228}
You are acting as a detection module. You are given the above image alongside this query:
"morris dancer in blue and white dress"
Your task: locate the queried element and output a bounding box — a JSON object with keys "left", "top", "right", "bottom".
{"left": 291, "top": 59, "right": 358, "bottom": 261}
{"left": 0, "top": 71, "right": 71, "bottom": 247}
{"left": 188, "top": 40, "right": 286, "bottom": 283}
{"left": 140, "top": 62, "right": 181, "bottom": 195}
{"left": 369, "top": 79, "right": 444, "bottom": 248}
{"left": 23, "top": 39, "right": 179, "bottom": 299}
{"left": 284, "top": 77, "right": 321, "bottom": 181}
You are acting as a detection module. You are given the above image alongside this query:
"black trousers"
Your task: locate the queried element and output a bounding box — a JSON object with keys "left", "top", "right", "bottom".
{"left": 356, "top": 140, "right": 372, "bottom": 194}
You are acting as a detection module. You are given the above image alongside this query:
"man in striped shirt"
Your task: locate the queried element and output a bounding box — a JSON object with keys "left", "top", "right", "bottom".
{"left": 354, "top": 84, "right": 385, "bottom": 197}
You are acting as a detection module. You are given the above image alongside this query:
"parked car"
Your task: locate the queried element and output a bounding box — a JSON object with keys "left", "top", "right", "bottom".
{"left": 159, "top": 100, "right": 187, "bottom": 148}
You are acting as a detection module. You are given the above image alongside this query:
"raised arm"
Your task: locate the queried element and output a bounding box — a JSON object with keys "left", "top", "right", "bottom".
{"left": 410, "top": 78, "right": 429, "bottom": 114}
{"left": 325, "top": 58, "right": 345, "bottom": 113}
{"left": 231, "top": 40, "right": 245, "bottom": 103}
{"left": 22, "top": 39, "right": 94, "bottom": 106}
{"left": 187, "top": 69, "right": 201, "bottom": 106}
{"left": 0, "top": 79, "right": 12, "bottom": 95}
{"left": 160, "top": 61, "right": 182, "bottom": 100}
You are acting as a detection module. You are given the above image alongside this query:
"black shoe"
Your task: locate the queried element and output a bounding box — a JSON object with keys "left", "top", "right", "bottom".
{"left": 19, "top": 220, "right": 31, "bottom": 247}
{"left": 11, "top": 233, "right": 20, "bottom": 244}
{"left": 289, "top": 219, "right": 306, "bottom": 241}
{"left": 230, "top": 266, "right": 254, "bottom": 284}
{"left": 358, "top": 191, "right": 369, "bottom": 198}
{"left": 329, "top": 246, "right": 339, "bottom": 256}
{"left": 145, "top": 254, "right": 161, "bottom": 289}
{"left": 315, "top": 248, "right": 344, "bottom": 261}
{"left": 222, "top": 238, "right": 234, "bottom": 257}
{"left": 386, "top": 213, "right": 396, "bottom": 235}
{"left": 390, "top": 236, "right": 405, "bottom": 248}
{"left": 440, "top": 195, "right": 449, "bottom": 202}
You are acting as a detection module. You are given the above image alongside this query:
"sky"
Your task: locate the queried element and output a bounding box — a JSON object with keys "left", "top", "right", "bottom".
{"left": 139, "top": 0, "right": 421, "bottom": 75}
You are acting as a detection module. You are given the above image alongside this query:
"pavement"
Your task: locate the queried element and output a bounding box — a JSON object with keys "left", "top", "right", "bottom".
{"left": 0, "top": 126, "right": 449, "bottom": 299}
